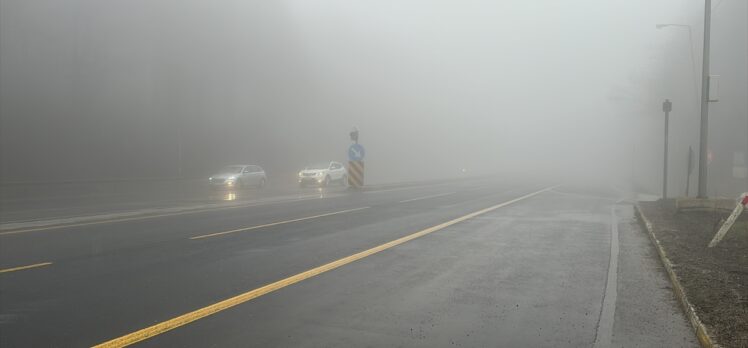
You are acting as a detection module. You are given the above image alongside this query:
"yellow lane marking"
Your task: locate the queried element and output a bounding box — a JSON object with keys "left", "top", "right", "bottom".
{"left": 93, "top": 185, "right": 555, "bottom": 348}
{"left": 0, "top": 196, "right": 331, "bottom": 237}
{"left": 398, "top": 192, "right": 456, "bottom": 203}
{"left": 0, "top": 262, "right": 53, "bottom": 274}
{"left": 189, "top": 207, "right": 371, "bottom": 240}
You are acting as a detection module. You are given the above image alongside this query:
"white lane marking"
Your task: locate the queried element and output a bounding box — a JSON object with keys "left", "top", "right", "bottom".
{"left": 594, "top": 206, "right": 620, "bottom": 348}
{"left": 1, "top": 181, "right": 469, "bottom": 236}
{"left": 362, "top": 183, "right": 453, "bottom": 194}
{"left": 0, "top": 195, "right": 340, "bottom": 236}
{"left": 398, "top": 192, "right": 456, "bottom": 203}
{"left": 189, "top": 207, "right": 370, "bottom": 240}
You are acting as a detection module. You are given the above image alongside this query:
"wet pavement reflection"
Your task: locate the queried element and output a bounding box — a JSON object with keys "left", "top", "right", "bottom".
{"left": 204, "top": 185, "right": 350, "bottom": 203}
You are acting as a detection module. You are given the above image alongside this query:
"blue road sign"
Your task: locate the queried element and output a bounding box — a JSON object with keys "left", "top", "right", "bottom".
{"left": 348, "top": 143, "right": 365, "bottom": 161}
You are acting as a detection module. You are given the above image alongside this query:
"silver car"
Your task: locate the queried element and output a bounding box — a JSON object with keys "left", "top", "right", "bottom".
{"left": 298, "top": 161, "right": 347, "bottom": 187}
{"left": 209, "top": 165, "right": 266, "bottom": 189}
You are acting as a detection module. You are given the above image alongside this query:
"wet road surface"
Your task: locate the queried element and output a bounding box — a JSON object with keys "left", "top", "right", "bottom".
{"left": 0, "top": 178, "right": 697, "bottom": 347}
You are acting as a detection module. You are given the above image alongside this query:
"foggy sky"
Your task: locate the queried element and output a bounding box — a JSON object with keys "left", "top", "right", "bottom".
{"left": 1, "top": 1, "right": 745, "bottom": 192}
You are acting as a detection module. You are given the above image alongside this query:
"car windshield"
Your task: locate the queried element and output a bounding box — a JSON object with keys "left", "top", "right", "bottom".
{"left": 305, "top": 163, "right": 329, "bottom": 170}
{"left": 219, "top": 166, "right": 243, "bottom": 174}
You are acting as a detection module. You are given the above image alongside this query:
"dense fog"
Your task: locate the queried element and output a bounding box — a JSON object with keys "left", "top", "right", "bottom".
{"left": 1, "top": 0, "right": 746, "bottom": 193}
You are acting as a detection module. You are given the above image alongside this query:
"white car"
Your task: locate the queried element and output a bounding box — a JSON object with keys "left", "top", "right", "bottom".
{"left": 209, "top": 165, "right": 266, "bottom": 189}
{"left": 298, "top": 161, "right": 347, "bottom": 187}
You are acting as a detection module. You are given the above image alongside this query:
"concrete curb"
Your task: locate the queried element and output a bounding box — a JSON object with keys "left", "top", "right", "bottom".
{"left": 634, "top": 204, "right": 720, "bottom": 348}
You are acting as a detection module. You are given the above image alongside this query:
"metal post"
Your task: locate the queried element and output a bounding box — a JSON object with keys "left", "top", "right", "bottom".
{"left": 663, "top": 99, "right": 672, "bottom": 199}
{"left": 654, "top": 24, "right": 700, "bottom": 196}
{"left": 664, "top": 110, "right": 670, "bottom": 199}
{"left": 697, "top": 0, "right": 711, "bottom": 198}
{"left": 686, "top": 146, "right": 693, "bottom": 197}
{"left": 177, "top": 126, "right": 183, "bottom": 178}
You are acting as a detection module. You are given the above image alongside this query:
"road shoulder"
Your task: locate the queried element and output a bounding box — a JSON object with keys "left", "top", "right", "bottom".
{"left": 637, "top": 201, "right": 748, "bottom": 348}
{"left": 613, "top": 205, "right": 698, "bottom": 347}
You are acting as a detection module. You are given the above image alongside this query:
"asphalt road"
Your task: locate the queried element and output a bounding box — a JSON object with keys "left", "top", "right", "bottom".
{"left": 0, "top": 178, "right": 347, "bottom": 224}
{"left": 0, "top": 178, "right": 697, "bottom": 347}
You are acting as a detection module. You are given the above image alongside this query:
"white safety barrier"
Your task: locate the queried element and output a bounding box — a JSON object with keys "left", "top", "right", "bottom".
{"left": 708, "top": 192, "right": 748, "bottom": 247}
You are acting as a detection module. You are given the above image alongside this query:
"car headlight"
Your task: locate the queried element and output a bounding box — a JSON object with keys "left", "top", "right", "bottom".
{"left": 298, "top": 172, "right": 304, "bottom": 178}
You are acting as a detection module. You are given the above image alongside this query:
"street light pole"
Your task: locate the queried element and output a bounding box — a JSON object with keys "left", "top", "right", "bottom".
{"left": 656, "top": 0, "right": 713, "bottom": 197}
{"left": 655, "top": 23, "right": 700, "bottom": 196}
{"left": 663, "top": 99, "right": 672, "bottom": 199}
{"left": 656, "top": 24, "right": 699, "bottom": 102}
{"left": 697, "top": 0, "right": 712, "bottom": 198}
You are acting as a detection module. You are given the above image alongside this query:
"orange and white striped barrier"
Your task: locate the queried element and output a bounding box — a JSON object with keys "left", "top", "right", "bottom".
{"left": 348, "top": 161, "right": 364, "bottom": 188}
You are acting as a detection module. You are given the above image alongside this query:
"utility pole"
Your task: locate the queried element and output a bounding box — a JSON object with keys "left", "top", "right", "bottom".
{"left": 697, "top": 0, "right": 712, "bottom": 198}
{"left": 686, "top": 146, "right": 694, "bottom": 197}
{"left": 177, "top": 124, "right": 183, "bottom": 178}
{"left": 663, "top": 99, "right": 672, "bottom": 199}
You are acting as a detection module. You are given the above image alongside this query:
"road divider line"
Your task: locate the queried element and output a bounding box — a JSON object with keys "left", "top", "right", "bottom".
{"left": 189, "top": 207, "right": 371, "bottom": 240}
{"left": 361, "top": 183, "right": 451, "bottom": 194}
{"left": 593, "top": 206, "right": 620, "bottom": 348}
{"left": 93, "top": 185, "right": 556, "bottom": 348}
{"left": 0, "top": 262, "right": 53, "bottom": 274}
{"left": 398, "top": 192, "right": 456, "bottom": 203}
{"left": 0, "top": 195, "right": 337, "bottom": 237}
{"left": 1, "top": 182, "right": 454, "bottom": 236}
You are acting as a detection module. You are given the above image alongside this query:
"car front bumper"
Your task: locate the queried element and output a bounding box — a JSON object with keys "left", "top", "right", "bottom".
{"left": 209, "top": 180, "right": 237, "bottom": 188}
{"left": 299, "top": 177, "right": 325, "bottom": 185}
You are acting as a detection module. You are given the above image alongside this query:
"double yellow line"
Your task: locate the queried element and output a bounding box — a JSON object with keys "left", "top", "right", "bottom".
{"left": 94, "top": 186, "right": 555, "bottom": 347}
{"left": 0, "top": 262, "right": 53, "bottom": 274}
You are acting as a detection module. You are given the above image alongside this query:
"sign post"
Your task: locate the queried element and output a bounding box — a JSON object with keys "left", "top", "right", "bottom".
{"left": 350, "top": 127, "right": 359, "bottom": 144}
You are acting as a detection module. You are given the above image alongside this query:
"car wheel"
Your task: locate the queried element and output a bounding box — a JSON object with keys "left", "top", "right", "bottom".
{"left": 341, "top": 175, "right": 348, "bottom": 187}
{"left": 258, "top": 178, "right": 266, "bottom": 188}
